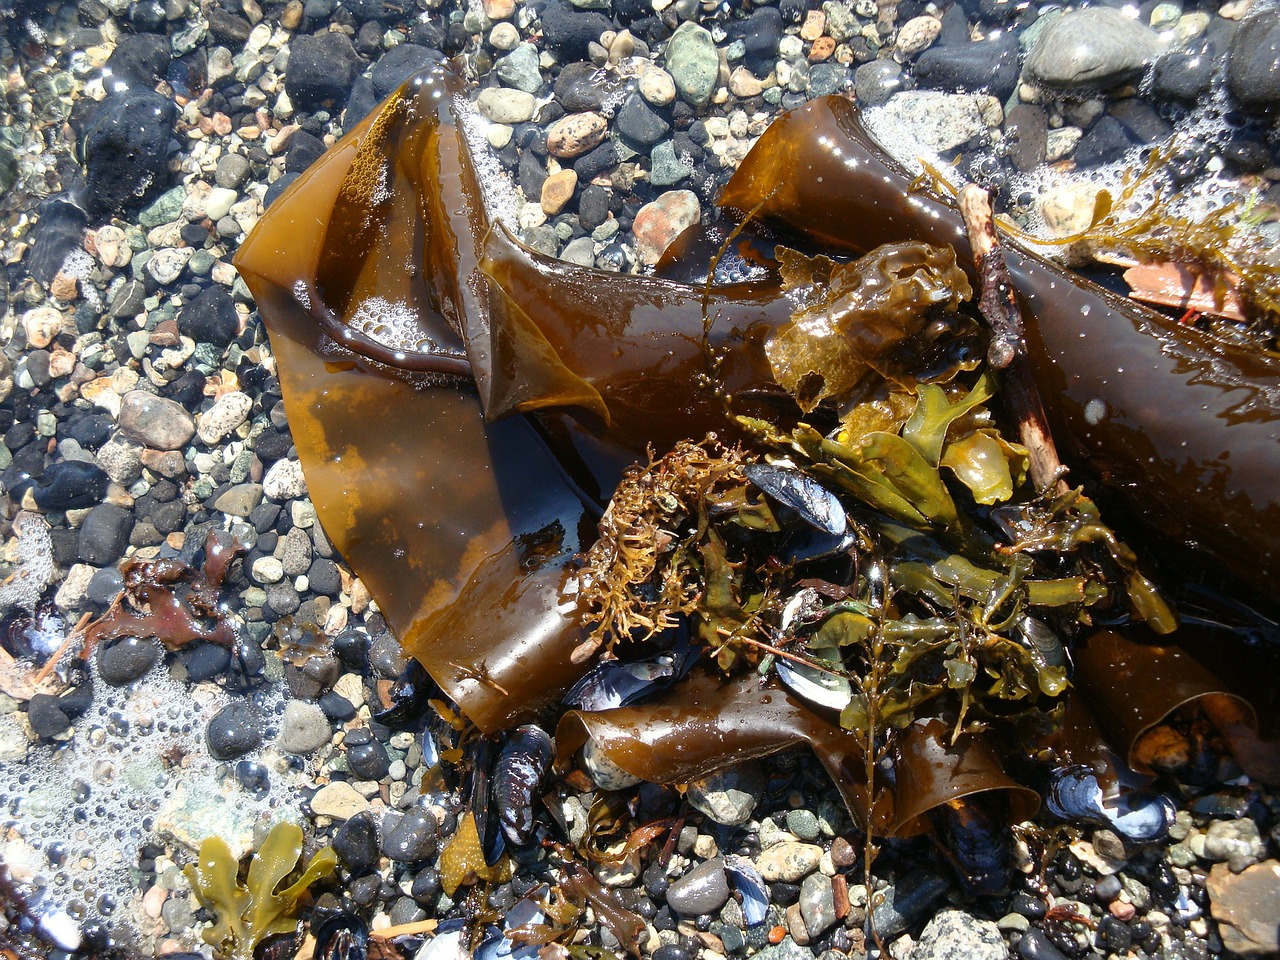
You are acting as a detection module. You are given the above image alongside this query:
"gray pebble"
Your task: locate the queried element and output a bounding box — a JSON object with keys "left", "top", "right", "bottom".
{"left": 910, "top": 909, "right": 1006, "bottom": 960}
{"left": 276, "top": 700, "right": 331, "bottom": 755}
{"left": 666, "top": 857, "right": 730, "bottom": 916}
{"left": 799, "top": 872, "right": 837, "bottom": 938}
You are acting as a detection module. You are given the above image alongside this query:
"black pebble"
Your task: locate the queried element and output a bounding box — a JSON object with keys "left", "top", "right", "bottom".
{"left": 333, "top": 811, "right": 381, "bottom": 874}
{"left": 1017, "top": 929, "right": 1070, "bottom": 960}
{"left": 368, "top": 633, "right": 406, "bottom": 677}
{"left": 307, "top": 558, "right": 342, "bottom": 596}
{"left": 1152, "top": 50, "right": 1214, "bottom": 103}
{"left": 578, "top": 184, "right": 611, "bottom": 231}
{"left": 206, "top": 704, "right": 262, "bottom": 760}
{"left": 27, "top": 694, "right": 73, "bottom": 738}
{"left": 80, "top": 90, "right": 177, "bottom": 220}
{"left": 519, "top": 150, "right": 548, "bottom": 202}
{"left": 410, "top": 867, "right": 441, "bottom": 907}
{"left": 180, "top": 284, "right": 239, "bottom": 350}
{"left": 615, "top": 92, "right": 670, "bottom": 148}
{"left": 235, "top": 759, "right": 270, "bottom": 797}
{"left": 66, "top": 413, "right": 114, "bottom": 451}
{"left": 78, "top": 503, "right": 133, "bottom": 565}
{"left": 285, "top": 131, "right": 326, "bottom": 175}
{"left": 285, "top": 32, "right": 362, "bottom": 112}
{"left": 914, "top": 32, "right": 1021, "bottom": 100}
{"left": 1097, "top": 916, "right": 1132, "bottom": 953}
{"left": 224, "top": 638, "right": 266, "bottom": 692}
{"left": 1011, "top": 892, "right": 1047, "bottom": 918}
{"left": 1108, "top": 99, "right": 1173, "bottom": 145}
{"left": 1073, "top": 115, "right": 1135, "bottom": 167}
{"left": 105, "top": 32, "right": 172, "bottom": 90}
{"left": 21, "top": 461, "right": 109, "bottom": 511}
{"left": 1227, "top": 13, "right": 1280, "bottom": 110}
{"left": 854, "top": 60, "right": 907, "bottom": 108}
{"left": 97, "top": 636, "right": 161, "bottom": 685}
{"left": 87, "top": 567, "right": 124, "bottom": 606}
{"left": 319, "top": 691, "right": 356, "bottom": 722}
{"left": 573, "top": 141, "right": 620, "bottom": 182}
{"left": 263, "top": 172, "right": 300, "bottom": 208}
{"left": 349, "top": 874, "right": 381, "bottom": 906}
{"left": 1005, "top": 103, "right": 1047, "bottom": 173}
{"left": 181, "top": 642, "right": 231, "bottom": 682}
{"left": 555, "top": 60, "right": 607, "bottom": 112}
{"left": 381, "top": 808, "right": 438, "bottom": 862}
{"left": 735, "top": 6, "right": 784, "bottom": 68}
{"left": 26, "top": 194, "right": 89, "bottom": 286}
{"left": 541, "top": 1, "right": 613, "bottom": 61}
{"left": 347, "top": 739, "right": 390, "bottom": 780}
{"left": 333, "top": 629, "right": 370, "bottom": 669}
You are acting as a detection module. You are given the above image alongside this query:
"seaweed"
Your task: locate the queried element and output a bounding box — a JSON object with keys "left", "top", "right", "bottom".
{"left": 183, "top": 821, "right": 337, "bottom": 960}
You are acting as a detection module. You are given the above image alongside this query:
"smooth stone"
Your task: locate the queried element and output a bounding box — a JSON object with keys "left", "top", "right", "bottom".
{"left": 665, "top": 22, "right": 719, "bottom": 106}
{"left": 648, "top": 140, "right": 689, "bottom": 187}
{"left": 21, "top": 460, "right": 109, "bottom": 511}
{"left": 1226, "top": 14, "right": 1280, "bottom": 109}
{"left": 348, "top": 739, "right": 391, "bottom": 780}
{"left": 914, "top": 32, "right": 1020, "bottom": 99}
{"left": 869, "top": 91, "right": 987, "bottom": 153}
{"left": 495, "top": 43, "right": 543, "bottom": 94}
{"left": 476, "top": 87, "right": 537, "bottom": 124}
{"left": 311, "top": 780, "right": 370, "bottom": 820}
{"left": 1024, "top": 7, "right": 1162, "bottom": 89}
{"left": 1207, "top": 860, "right": 1280, "bottom": 956}
{"left": 540, "top": 170, "right": 578, "bottom": 215}
{"left": 546, "top": 112, "right": 608, "bottom": 158}
{"left": 1073, "top": 114, "right": 1135, "bottom": 166}
{"left": 118, "top": 390, "right": 195, "bottom": 450}
{"left": 871, "top": 871, "right": 950, "bottom": 938}
{"left": 799, "top": 872, "right": 837, "bottom": 938}
{"left": 381, "top": 808, "right": 438, "bottom": 862}
{"left": 333, "top": 810, "right": 380, "bottom": 873}
{"left": 213, "top": 483, "right": 263, "bottom": 517}
{"left": 666, "top": 858, "right": 730, "bottom": 917}
{"left": 1017, "top": 928, "right": 1071, "bottom": 960}
{"left": 206, "top": 705, "right": 262, "bottom": 760}
{"left": 1004, "top": 103, "right": 1047, "bottom": 172}
{"left": 1152, "top": 50, "right": 1214, "bottom": 102}
{"left": 77, "top": 503, "right": 132, "bottom": 565}
{"left": 284, "top": 31, "right": 361, "bottom": 111}
{"left": 686, "top": 761, "right": 764, "bottom": 825}
{"left": 197, "top": 391, "right": 252, "bottom": 445}
{"left": 895, "top": 15, "right": 941, "bottom": 57}
{"left": 1108, "top": 98, "right": 1173, "bottom": 144}
{"left": 631, "top": 189, "right": 700, "bottom": 265}
{"left": 214, "top": 154, "right": 251, "bottom": 189}
{"left": 756, "top": 841, "right": 823, "bottom": 883}
{"left": 639, "top": 66, "right": 676, "bottom": 107}
{"left": 615, "top": 91, "right": 669, "bottom": 147}
{"left": 910, "top": 909, "right": 1006, "bottom": 960}
{"left": 263, "top": 458, "right": 307, "bottom": 499}
{"left": 82, "top": 91, "right": 177, "bottom": 219}
{"left": 97, "top": 636, "right": 161, "bottom": 685}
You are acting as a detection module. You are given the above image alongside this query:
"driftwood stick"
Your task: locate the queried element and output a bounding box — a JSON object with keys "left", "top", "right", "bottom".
{"left": 959, "top": 186, "right": 1070, "bottom": 497}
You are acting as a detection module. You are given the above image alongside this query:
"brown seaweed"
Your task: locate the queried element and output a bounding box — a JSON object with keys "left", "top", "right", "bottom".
{"left": 233, "top": 59, "right": 1277, "bottom": 840}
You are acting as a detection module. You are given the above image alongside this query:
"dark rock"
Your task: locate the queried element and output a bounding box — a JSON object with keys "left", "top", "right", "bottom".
{"left": 333, "top": 811, "right": 380, "bottom": 873}
{"left": 573, "top": 141, "right": 620, "bottom": 182}
{"left": 307, "top": 558, "right": 341, "bottom": 596}
{"left": 349, "top": 874, "right": 381, "bottom": 905}
{"left": 180, "top": 283, "right": 238, "bottom": 349}
{"left": 66, "top": 412, "right": 114, "bottom": 451}
{"left": 937, "top": 3, "right": 970, "bottom": 46}
{"left": 870, "top": 871, "right": 949, "bottom": 938}
{"left": 334, "top": 630, "right": 370, "bottom": 669}
{"left": 97, "top": 636, "right": 161, "bottom": 685}
{"left": 1152, "top": 50, "right": 1215, "bottom": 103}
{"left": 106, "top": 32, "right": 171, "bottom": 91}
{"left": 263, "top": 172, "right": 300, "bottom": 208}
{"left": 369, "top": 633, "right": 405, "bottom": 677}
{"left": 854, "top": 60, "right": 907, "bottom": 108}
{"left": 410, "top": 868, "right": 441, "bottom": 907}
{"left": 129, "top": 0, "right": 165, "bottom": 32}
{"left": 914, "top": 32, "right": 1020, "bottom": 100}
{"left": 78, "top": 503, "right": 132, "bottom": 565}
{"left": 666, "top": 858, "right": 730, "bottom": 916}
{"left": 578, "top": 184, "right": 611, "bottom": 230}
{"left": 541, "top": 1, "right": 612, "bottom": 61}
{"left": 1108, "top": 98, "right": 1173, "bottom": 144}
{"left": 342, "top": 0, "right": 402, "bottom": 21}
{"left": 285, "top": 32, "right": 362, "bottom": 112}
{"left": 733, "top": 6, "right": 784, "bottom": 68}
{"left": 347, "top": 738, "right": 390, "bottom": 780}
{"left": 808, "top": 63, "right": 848, "bottom": 97}
{"left": 19, "top": 460, "right": 109, "bottom": 511}
{"left": 214, "top": 153, "right": 251, "bottom": 190}
{"left": 389, "top": 897, "right": 425, "bottom": 927}
{"left": 80, "top": 90, "right": 177, "bottom": 220}
{"left": 253, "top": 429, "right": 293, "bottom": 462}
{"left": 1017, "top": 929, "right": 1071, "bottom": 960}
{"left": 207, "top": 8, "right": 252, "bottom": 44}
{"left": 518, "top": 150, "right": 548, "bottom": 202}
{"left": 27, "top": 694, "right": 72, "bottom": 738}
{"left": 27, "top": 193, "right": 88, "bottom": 286}
{"left": 1227, "top": 14, "right": 1280, "bottom": 110}
{"left": 555, "top": 60, "right": 608, "bottom": 112}
{"left": 181, "top": 642, "right": 231, "bottom": 682}
{"left": 382, "top": 808, "right": 438, "bottom": 862}
{"left": 371, "top": 45, "right": 441, "bottom": 98}
{"left": 87, "top": 567, "right": 124, "bottom": 605}
{"left": 319, "top": 691, "right": 357, "bottom": 722}
{"left": 206, "top": 705, "right": 262, "bottom": 760}
{"left": 1222, "top": 135, "right": 1270, "bottom": 173}
{"left": 615, "top": 92, "right": 669, "bottom": 148}
{"left": 235, "top": 760, "right": 270, "bottom": 797}
{"left": 285, "top": 131, "right": 326, "bottom": 174}
{"left": 265, "top": 580, "right": 300, "bottom": 617}
{"left": 1073, "top": 115, "right": 1134, "bottom": 167}
{"left": 1005, "top": 103, "right": 1047, "bottom": 173}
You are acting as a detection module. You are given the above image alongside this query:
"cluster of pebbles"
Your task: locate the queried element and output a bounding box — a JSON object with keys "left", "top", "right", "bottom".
{"left": 0, "top": 0, "right": 1278, "bottom": 958}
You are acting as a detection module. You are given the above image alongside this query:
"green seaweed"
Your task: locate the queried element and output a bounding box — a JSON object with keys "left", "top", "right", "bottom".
{"left": 183, "top": 822, "right": 337, "bottom": 960}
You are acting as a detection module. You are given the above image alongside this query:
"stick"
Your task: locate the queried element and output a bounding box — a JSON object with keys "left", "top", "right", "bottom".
{"left": 959, "top": 186, "right": 1069, "bottom": 497}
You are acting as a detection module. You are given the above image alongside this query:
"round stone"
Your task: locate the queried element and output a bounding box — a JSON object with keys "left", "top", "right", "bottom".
{"left": 206, "top": 705, "right": 262, "bottom": 760}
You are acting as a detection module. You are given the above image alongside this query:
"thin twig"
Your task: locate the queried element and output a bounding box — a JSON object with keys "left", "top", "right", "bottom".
{"left": 31, "top": 612, "right": 92, "bottom": 687}
{"left": 959, "top": 186, "right": 1070, "bottom": 496}
{"left": 372, "top": 918, "right": 440, "bottom": 940}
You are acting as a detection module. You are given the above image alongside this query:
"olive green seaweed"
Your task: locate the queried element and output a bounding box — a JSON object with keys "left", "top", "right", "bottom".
{"left": 183, "top": 821, "right": 337, "bottom": 960}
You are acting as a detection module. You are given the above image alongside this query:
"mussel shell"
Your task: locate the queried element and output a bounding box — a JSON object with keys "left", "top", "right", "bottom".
{"left": 723, "top": 855, "right": 769, "bottom": 925}
{"left": 774, "top": 656, "right": 853, "bottom": 712}
{"left": 372, "top": 658, "right": 436, "bottom": 726}
{"left": 312, "top": 914, "right": 368, "bottom": 960}
{"left": 744, "top": 463, "right": 847, "bottom": 536}
{"left": 493, "top": 724, "right": 554, "bottom": 849}
{"left": 1045, "top": 765, "right": 1175, "bottom": 843}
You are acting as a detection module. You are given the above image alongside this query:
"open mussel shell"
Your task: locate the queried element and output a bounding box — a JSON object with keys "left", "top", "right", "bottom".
{"left": 723, "top": 855, "right": 769, "bottom": 925}
{"left": 1072, "top": 629, "right": 1257, "bottom": 776}
{"left": 312, "top": 914, "right": 369, "bottom": 960}
{"left": 774, "top": 655, "right": 853, "bottom": 712}
{"left": 889, "top": 718, "right": 1039, "bottom": 838}
{"left": 492, "top": 724, "right": 555, "bottom": 849}
{"left": 1045, "top": 765, "right": 1175, "bottom": 844}
{"left": 744, "top": 463, "right": 848, "bottom": 536}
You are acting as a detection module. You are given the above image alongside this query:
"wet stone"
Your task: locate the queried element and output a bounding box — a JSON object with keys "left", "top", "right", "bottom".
{"left": 97, "top": 637, "right": 161, "bottom": 685}
{"left": 1204, "top": 818, "right": 1265, "bottom": 864}
{"left": 285, "top": 32, "right": 361, "bottom": 111}
{"left": 319, "top": 691, "right": 356, "bottom": 723}
{"left": 666, "top": 858, "right": 730, "bottom": 917}
{"left": 1153, "top": 50, "right": 1215, "bottom": 103}
{"left": 687, "top": 761, "right": 764, "bottom": 825}
{"left": 799, "top": 872, "right": 836, "bottom": 938}
{"left": 369, "top": 633, "right": 406, "bottom": 677}
{"left": 22, "top": 460, "right": 109, "bottom": 511}
{"left": 382, "top": 808, "right": 438, "bottom": 862}
{"left": 756, "top": 841, "right": 823, "bottom": 883}
{"left": 1208, "top": 860, "right": 1280, "bottom": 956}
{"left": 206, "top": 705, "right": 262, "bottom": 760}
{"left": 118, "top": 391, "right": 195, "bottom": 450}
{"left": 333, "top": 811, "right": 380, "bottom": 874}
{"left": 910, "top": 909, "right": 1006, "bottom": 960}
{"left": 347, "top": 738, "right": 390, "bottom": 780}
{"left": 785, "top": 809, "right": 821, "bottom": 842}
{"left": 1005, "top": 103, "right": 1047, "bottom": 173}
{"left": 1024, "top": 7, "right": 1161, "bottom": 90}
{"left": 854, "top": 60, "right": 906, "bottom": 107}
{"left": 27, "top": 695, "right": 73, "bottom": 738}
{"left": 615, "top": 92, "right": 670, "bottom": 148}
{"left": 276, "top": 700, "right": 331, "bottom": 755}
{"left": 871, "top": 871, "right": 949, "bottom": 938}
{"left": 914, "top": 32, "right": 1020, "bottom": 100}
{"left": 665, "top": 22, "right": 719, "bottom": 106}
{"left": 77, "top": 503, "right": 132, "bottom": 566}
{"left": 1226, "top": 14, "right": 1280, "bottom": 109}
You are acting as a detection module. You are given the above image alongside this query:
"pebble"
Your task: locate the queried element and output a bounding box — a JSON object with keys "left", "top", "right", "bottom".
{"left": 666, "top": 858, "right": 730, "bottom": 916}
{"left": 1226, "top": 13, "right": 1280, "bottom": 109}
{"left": 332, "top": 811, "right": 381, "bottom": 873}
{"left": 615, "top": 92, "right": 670, "bottom": 147}
{"left": 1204, "top": 818, "right": 1265, "bottom": 864}
{"left": 1207, "top": 860, "right": 1280, "bottom": 956}
{"left": 81, "top": 91, "right": 177, "bottom": 219}
{"left": 639, "top": 66, "right": 676, "bottom": 107}
{"left": 1017, "top": 928, "right": 1070, "bottom": 960}
{"left": 1024, "top": 7, "right": 1162, "bottom": 90}
{"left": 284, "top": 32, "right": 361, "bottom": 111}
{"left": 206, "top": 705, "right": 263, "bottom": 760}
{"left": 854, "top": 60, "right": 906, "bottom": 107}
{"left": 118, "top": 391, "right": 195, "bottom": 450}
{"left": 546, "top": 112, "right": 608, "bottom": 158}
{"left": 263, "top": 458, "right": 307, "bottom": 500}
{"left": 381, "top": 808, "right": 438, "bottom": 862}
{"left": 631, "top": 190, "right": 700, "bottom": 265}
{"left": 77, "top": 503, "right": 132, "bottom": 565}
{"left": 798, "top": 872, "right": 836, "bottom": 937}
{"left": 495, "top": 44, "right": 543, "bottom": 94}
{"left": 477, "top": 87, "right": 537, "bottom": 124}
{"left": 213, "top": 483, "right": 263, "bottom": 517}
{"left": 348, "top": 738, "right": 391, "bottom": 780}
{"left": 871, "top": 871, "right": 950, "bottom": 938}
{"left": 870, "top": 91, "right": 987, "bottom": 153}
{"left": 311, "top": 780, "right": 371, "bottom": 820}
{"left": 197, "top": 391, "right": 252, "bottom": 445}
{"left": 915, "top": 32, "right": 1021, "bottom": 100}
{"left": 276, "top": 700, "right": 332, "bottom": 755}
{"left": 1152, "top": 50, "right": 1215, "bottom": 103}
{"left": 665, "top": 22, "right": 719, "bottom": 106}
{"left": 19, "top": 460, "right": 109, "bottom": 511}
{"left": 895, "top": 16, "right": 941, "bottom": 57}
{"left": 540, "top": 170, "right": 578, "bottom": 215}
{"left": 756, "top": 841, "right": 822, "bottom": 883}
{"left": 911, "top": 909, "right": 1006, "bottom": 960}
{"left": 97, "top": 636, "right": 161, "bottom": 685}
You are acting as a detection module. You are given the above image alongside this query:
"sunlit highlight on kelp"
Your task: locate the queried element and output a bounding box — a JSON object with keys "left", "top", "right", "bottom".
{"left": 233, "top": 56, "right": 1280, "bottom": 898}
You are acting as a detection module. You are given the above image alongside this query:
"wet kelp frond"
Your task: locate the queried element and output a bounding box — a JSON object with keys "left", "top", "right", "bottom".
{"left": 183, "top": 822, "right": 337, "bottom": 960}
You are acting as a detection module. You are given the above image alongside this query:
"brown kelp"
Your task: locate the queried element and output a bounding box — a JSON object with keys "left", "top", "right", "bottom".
{"left": 233, "top": 58, "right": 1276, "bottom": 847}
